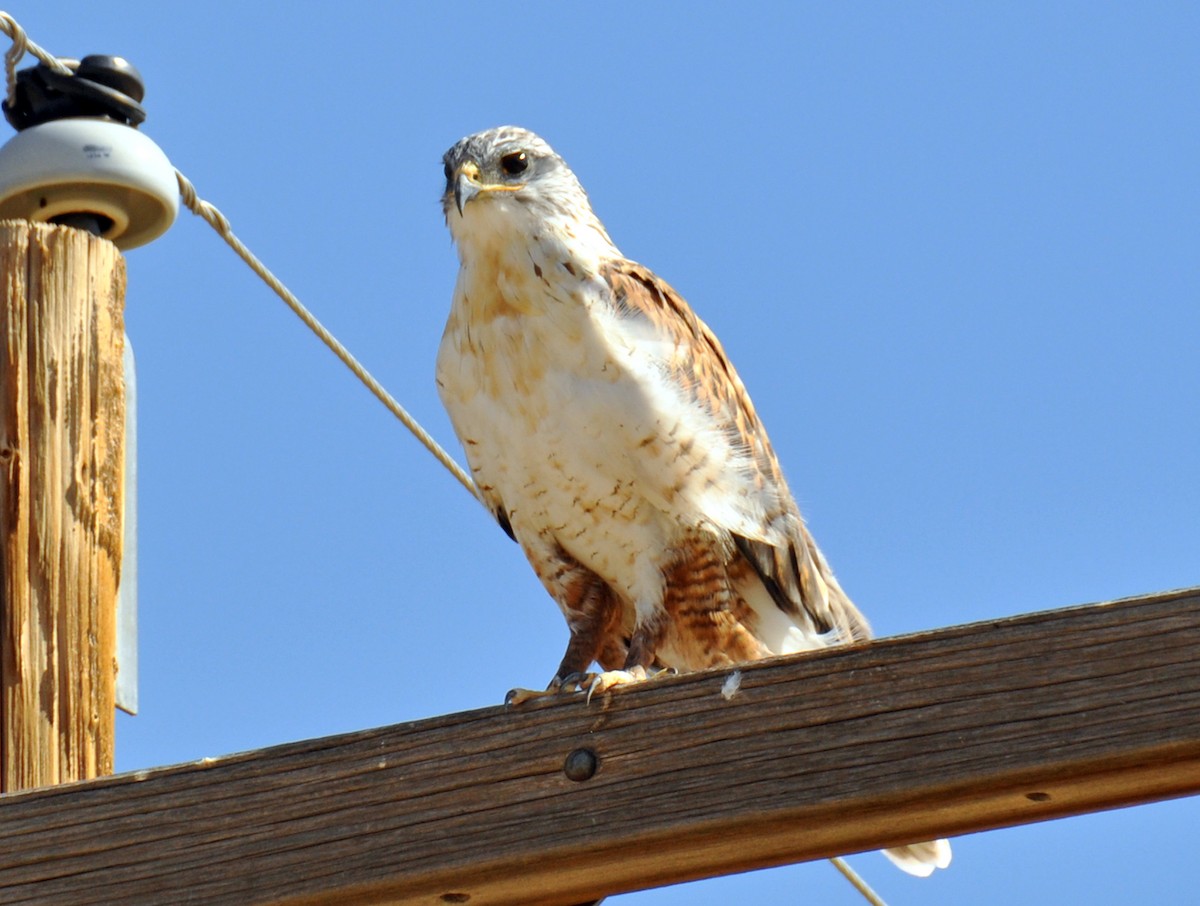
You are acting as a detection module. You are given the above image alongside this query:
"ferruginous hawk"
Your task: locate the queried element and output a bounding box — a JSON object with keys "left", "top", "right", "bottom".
{"left": 436, "top": 126, "right": 950, "bottom": 877}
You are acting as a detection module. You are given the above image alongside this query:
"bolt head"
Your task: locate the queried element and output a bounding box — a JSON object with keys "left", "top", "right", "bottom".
{"left": 563, "top": 748, "right": 598, "bottom": 782}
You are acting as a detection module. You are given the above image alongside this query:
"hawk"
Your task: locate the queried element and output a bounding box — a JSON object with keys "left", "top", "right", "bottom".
{"left": 436, "top": 126, "right": 950, "bottom": 877}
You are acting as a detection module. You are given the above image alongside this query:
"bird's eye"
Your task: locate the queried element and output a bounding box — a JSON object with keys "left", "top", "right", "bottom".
{"left": 500, "top": 151, "right": 529, "bottom": 176}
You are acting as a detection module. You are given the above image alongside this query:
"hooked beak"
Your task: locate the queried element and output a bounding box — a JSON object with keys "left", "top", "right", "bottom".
{"left": 452, "top": 160, "right": 523, "bottom": 216}
{"left": 454, "top": 162, "right": 481, "bottom": 216}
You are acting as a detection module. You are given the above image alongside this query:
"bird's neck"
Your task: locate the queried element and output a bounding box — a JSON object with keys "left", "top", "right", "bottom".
{"left": 454, "top": 198, "right": 618, "bottom": 281}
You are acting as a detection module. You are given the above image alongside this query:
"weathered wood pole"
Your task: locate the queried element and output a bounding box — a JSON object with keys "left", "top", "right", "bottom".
{"left": 0, "top": 220, "right": 125, "bottom": 791}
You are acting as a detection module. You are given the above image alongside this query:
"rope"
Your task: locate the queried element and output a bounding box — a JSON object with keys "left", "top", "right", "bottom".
{"left": 172, "top": 171, "right": 481, "bottom": 502}
{"left": 830, "top": 857, "right": 888, "bottom": 906}
{"left": 0, "top": 10, "right": 480, "bottom": 504}
{"left": 0, "top": 13, "right": 72, "bottom": 107}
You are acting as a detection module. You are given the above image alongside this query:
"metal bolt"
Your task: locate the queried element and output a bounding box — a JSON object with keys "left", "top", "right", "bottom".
{"left": 563, "top": 747, "right": 598, "bottom": 782}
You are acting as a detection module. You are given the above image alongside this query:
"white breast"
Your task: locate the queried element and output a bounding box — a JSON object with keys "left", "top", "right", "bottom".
{"left": 437, "top": 197, "right": 781, "bottom": 614}
{"left": 445, "top": 298, "right": 726, "bottom": 603}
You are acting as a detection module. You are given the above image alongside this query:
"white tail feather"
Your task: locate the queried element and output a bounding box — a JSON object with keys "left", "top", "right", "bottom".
{"left": 882, "top": 838, "right": 953, "bottom": 877}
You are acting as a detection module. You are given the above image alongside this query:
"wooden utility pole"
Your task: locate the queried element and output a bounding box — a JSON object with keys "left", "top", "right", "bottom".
{"left": 0, "top": 220, "right": 125, "bottom": 791}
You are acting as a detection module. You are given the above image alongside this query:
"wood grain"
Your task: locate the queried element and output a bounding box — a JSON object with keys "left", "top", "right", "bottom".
{"left": 1, "top": 587, "right": 1198, "bottom": 905}
{"left": 0, "top": 221, "right": 125, "bottom": 791}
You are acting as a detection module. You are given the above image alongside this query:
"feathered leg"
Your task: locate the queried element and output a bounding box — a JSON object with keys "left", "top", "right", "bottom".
{"left": 507, "top": 554, "right": 626, "bottom": 704}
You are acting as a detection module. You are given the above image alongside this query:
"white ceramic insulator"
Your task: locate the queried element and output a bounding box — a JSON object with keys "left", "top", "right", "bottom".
{"left": 0, "top": 117, "right": 178, "bottom": 250}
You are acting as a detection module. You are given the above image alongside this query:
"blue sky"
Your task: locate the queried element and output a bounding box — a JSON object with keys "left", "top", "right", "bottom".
{"left": 13, "top": 3, "right": 1199, "bottom": 903}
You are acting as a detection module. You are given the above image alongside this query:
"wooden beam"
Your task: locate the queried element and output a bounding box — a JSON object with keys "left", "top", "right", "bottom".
{"left": 1, "top": 588, "right": 1198, "bottom": 905}
{"left": 0, "top": 221, "right": 125, "bottom": 792}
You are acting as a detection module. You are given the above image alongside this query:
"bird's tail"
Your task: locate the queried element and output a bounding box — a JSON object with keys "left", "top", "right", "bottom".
{"left": 882, "top": 838, "right": 953, "bottom": 877}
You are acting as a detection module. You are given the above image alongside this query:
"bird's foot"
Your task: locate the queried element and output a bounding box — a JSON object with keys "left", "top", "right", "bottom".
{"left": 504, "top": 672, "right": 590, "bottom": 706}
{"left": 506, "top": 666, "right": 673, "bottom": 706}
{"left": 583, "top": 666, "right": 649, "bottom": 703}
{"left": 504, "top": 686, "right": 553, "bottom": 706}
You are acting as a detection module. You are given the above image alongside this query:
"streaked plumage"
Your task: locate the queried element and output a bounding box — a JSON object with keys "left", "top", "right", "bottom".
{"left": 436, "top": 126, "right": 950, "bottom": 877}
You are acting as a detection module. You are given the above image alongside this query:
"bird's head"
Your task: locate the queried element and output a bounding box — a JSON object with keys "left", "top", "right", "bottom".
{"left": 440, "top": 126, "right": 614, "bottom": 256}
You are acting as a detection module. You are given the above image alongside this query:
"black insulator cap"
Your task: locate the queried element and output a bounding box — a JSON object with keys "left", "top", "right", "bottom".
{"left": 3, "top": 55, "right": 147, "bottom": 132}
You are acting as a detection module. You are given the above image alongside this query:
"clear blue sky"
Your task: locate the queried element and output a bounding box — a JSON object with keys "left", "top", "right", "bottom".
{"left": 17, "top": 3, "right": 1199, "bottom": 903}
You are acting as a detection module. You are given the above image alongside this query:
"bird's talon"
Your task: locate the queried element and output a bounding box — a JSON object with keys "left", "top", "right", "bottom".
{"left": 505, "top": 687, "right": 544, "bottom": 706}
{"left": 557, "top": 671, "right": 590, "bottom": 693}
{"left": 506, "top": 672, "right": 596, "bottom": 705}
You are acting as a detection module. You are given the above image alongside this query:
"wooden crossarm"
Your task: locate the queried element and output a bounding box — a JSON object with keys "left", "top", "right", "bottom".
{"left": 1, "top": 587, "right": 1198, "bottom": 905}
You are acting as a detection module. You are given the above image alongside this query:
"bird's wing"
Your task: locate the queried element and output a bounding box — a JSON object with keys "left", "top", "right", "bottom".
{"left": 600, "top": 259, "right": 870, "bottom": 642}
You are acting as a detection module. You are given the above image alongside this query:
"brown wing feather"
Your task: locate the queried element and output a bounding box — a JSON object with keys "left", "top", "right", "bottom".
{"left": 601, "top": 259, "right": 871, "bottom": 644}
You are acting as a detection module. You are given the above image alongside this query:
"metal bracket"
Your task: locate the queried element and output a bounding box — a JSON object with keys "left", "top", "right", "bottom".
{"left": 115, "top": 338, "right": 138, "bottom": 715}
